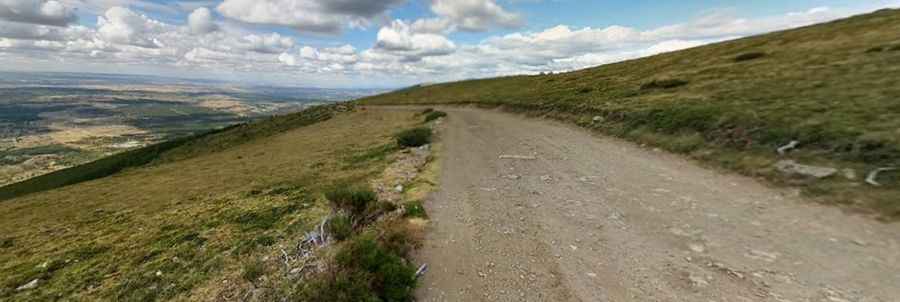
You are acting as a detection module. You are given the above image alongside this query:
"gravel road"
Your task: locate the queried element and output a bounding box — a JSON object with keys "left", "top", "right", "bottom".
{"left": 408, "top": 107, "right": 899, "bottom": 302}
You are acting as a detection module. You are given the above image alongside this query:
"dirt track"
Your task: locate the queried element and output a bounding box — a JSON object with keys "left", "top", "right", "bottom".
{"left": 405, "top": 107, "right": 899, "bottom": 302}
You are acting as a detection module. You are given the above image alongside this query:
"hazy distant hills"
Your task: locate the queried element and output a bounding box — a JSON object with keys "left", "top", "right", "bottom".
{"left": 0, "top": 72, "right": 388, "bottom": 186}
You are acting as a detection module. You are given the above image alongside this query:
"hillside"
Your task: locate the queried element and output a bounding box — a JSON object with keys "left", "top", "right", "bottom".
{"left": 360, "top": 9, "right": 900, "bottom": 219}
{"left": 0, "top": 105, "right": 439, "bottom": 301}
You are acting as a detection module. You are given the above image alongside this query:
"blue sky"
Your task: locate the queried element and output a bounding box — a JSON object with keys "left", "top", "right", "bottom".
{"left": 1, "top": 0, "right": 897, "bottom": 88}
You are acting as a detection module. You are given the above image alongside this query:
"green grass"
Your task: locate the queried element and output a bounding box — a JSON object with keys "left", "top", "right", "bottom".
{"left": 403, "top": 201, "right": 427, "bottom": 219}
{"left": 359, "top": 8, "right": 900, "bottom": 219}
{"left": 0, "top": 108, "right": 422, "bottom": 301}
{"left": 0, "top": 104, "right": 337, "bottom": 201}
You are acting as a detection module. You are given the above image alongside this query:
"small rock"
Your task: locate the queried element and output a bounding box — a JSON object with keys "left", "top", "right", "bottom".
{"left": 504, "top": 174, "right": 521, "bottom": 180}
{"left": 592, "top": 116, "right": 604, "bottom": 123}
{"left": 586, "top": 272, "right": 597, "bottom": 278}
{"left": 745, "top": 249, "right": 779, "bottom": 263}
{"left": 540, "top": 175, "right": 553, "bottom": 182}
{"left": 156, "top": 271, "right": 163, "bottom": 277}
{"left": 394, "top": 185, "right": 404, "bottom": 193}
{"left": 774, "top": 160, "right": 837, "bottom": 179}
{"left": 688, "top": 243, "right": 706, "bottom": 253}
{"left": 852, "top": 239, "right": 868, "bottom": 246}
{"left": 688, "top": 273, "right": 709, "bottom": 288}
{"left": 16, "top": 279, "right": 39, "bottom": 291}
{"left": 841, "top": 168, "right": 857, "bottom": 180}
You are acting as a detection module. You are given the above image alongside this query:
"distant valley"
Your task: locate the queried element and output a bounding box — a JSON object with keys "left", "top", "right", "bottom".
{"left": 0, "top": 72, "right": 385, "bottom": 186}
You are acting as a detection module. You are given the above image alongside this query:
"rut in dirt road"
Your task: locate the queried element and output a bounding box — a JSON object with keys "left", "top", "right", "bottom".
{"left": 410, "top": 107, "right": 900, "bottom": 302}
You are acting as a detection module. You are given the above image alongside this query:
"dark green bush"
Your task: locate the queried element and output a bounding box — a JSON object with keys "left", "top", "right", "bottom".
{"left": 328, "top": 214, "right": 354, "bottom": 241}
{"left": 403, "top": 201, "right": 427, "bottom": 219}
{"left": 295, "top": 270, "right": 379, "bottom": 302}
{"left": 640, "top": 79, "right": 688, "bottom": 90}
{"left": 423, "top": 111, "right": 447, "bottom": 122}
{"left": 334, "top": 235, "right": 417, "bottom": 302}
{"left": 734, "top": 52, "right": 766, "bottom": 62}
{"left": 396, "top": 128, "right": 432, "bottom": 148}
{"left": 325, "top": 186, "right": 378, "bottom": 217}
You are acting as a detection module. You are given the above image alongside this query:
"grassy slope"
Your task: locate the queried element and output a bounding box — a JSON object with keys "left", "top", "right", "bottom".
{"left": 0, "top": 107, "right": 424, "bottom": 301}
{"left": 360, "top": 9, "right": 900, "bottom": 219}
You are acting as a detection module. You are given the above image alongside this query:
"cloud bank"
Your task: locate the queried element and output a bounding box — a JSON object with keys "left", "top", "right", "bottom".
{"left": 0, "top": 0, "right": 895, "bottom": 87}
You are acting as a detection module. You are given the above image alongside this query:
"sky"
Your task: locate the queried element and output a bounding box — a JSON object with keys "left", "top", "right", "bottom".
{"left": 1, "top": 0, "right": 898, "bottom": 88}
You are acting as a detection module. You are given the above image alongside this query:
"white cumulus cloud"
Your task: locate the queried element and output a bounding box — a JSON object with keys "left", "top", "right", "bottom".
{"left": 0, "top": 0, "right": 77, "bottom": 26}
{"left": 216, "top": 0, "right": 405, "bottom": 34}
{"left": 188, "top": 7, "right": 218, "bottom": 35}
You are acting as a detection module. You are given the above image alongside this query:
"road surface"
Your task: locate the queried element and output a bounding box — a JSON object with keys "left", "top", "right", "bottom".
{"left": 409, "top": 107, "right": 899, "bottom": 302}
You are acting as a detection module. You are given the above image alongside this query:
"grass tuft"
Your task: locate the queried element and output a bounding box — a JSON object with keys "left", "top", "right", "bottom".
{"left": 325, "top": 185, "right": 378, "bottom": 218}
{"left": 396, "top": 128, "right": 432, "bottom": 148}
{"left": 241, "top": 259, "right": 266, "bottom": 283}
{"left": 328, "top": 214, "right": 354, "bottom": 241}
{"left": 0, "top": 237, "right": 12, "bottom": 249}
{"left": 403, "top": 201, "right": 427, "bottom": 219}
{"left": 423, "top": 111, "right": 447, "bottom": 122}
{"left": 640, "top": 79, "right": 688, "bottom": 90}
{"left": 734, "top": 51, "right": 767, "bottom": 62}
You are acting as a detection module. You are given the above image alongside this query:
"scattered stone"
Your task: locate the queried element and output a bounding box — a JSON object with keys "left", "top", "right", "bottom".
{"left": 586, "top": 272, "right": 597, "bottom": 278}
{"left": 865, "top": 167, "right": 897, "bottom": 186}
{"left": 841, "top": 168, "right": 857, "bottom": 180}
{"left": 774, "top": 160, "right": 837, "bottom": 179}
{"left": 499, "top": 155, "right": 537, "bottom": 160}
{"left": 540, "top": 175, "right": 553, "bottom": 183}
{"left": 688, "top": 243, "right": 706, "bottom": 253}
{"left": 688, "top": 273, "right": 710, "bottom": 288}
{"left": 156, "top": 271, "right": 163, "bottom": 277}
{"left": 415, "top": 264, "right": 428, "bottom": 279}
{"left": 394, "top": 185, "right": 404, "bottom": 193}
{"left": 851, "top": 239, "right": 868, "bottom": 246}
{"left": 504, "top": 174, "right": 521, "bottom": 180}
{"left": 592, "top": 116, "right": 604, "bottom": 123}
{"left": 776, "top": 140, "right": 799, "bottom": 155}
{"left": 745, "top": 249, "right": 779, "bottom": 263}
{"left": 16, "top": 279, "right": 39, "bottom": 291}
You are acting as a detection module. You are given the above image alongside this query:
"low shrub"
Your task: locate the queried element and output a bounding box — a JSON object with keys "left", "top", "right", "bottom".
{"left": 890, "top": 44, "right": 900, "bottom": 51}
{"left": 325, "top": 186, "right": 378, "bottom": 218}
{"left": 334, "top": 235, "right": 417, "bottom": 302}
{"left": 396, "top": 128, "right": 432, "bottom": 148}
{"left": 421, "top": 108, "right": 434, "bottom": 114}
{"left": 423, "top": 111, "right": 447, "bottom": 122}
{"left": 295, "top": 270, "right": 380, "bottom": 302}
{"left": 328, "top": 214, "right": 354, "bottom": 241}
{"left": 241, "top": 260, "right": 266, "bottom": 282}
{"left": 640, "top": 79, "right": 688, "bottom": 90}
{"left": 403, "top": 201, "right": 427, "bottom": 219}
{"left": 378, "top": 221, "right": 420, "bottom": 258}
{"left": 734, "top": 52, "right": 766, "bottom": 62}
